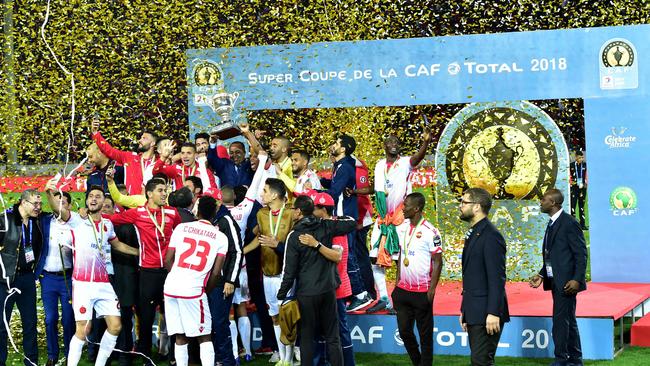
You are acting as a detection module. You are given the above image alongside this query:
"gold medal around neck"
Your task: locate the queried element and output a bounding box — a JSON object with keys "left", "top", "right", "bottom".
{"left": 403, "top": 258, "right": 410, "bottom": 267}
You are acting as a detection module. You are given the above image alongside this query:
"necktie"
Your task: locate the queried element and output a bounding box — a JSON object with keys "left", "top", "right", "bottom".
{"left": 543, "top": 219, "right": 553, "bottom": 258}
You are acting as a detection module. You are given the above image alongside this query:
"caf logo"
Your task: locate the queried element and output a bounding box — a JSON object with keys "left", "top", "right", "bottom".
{"left": 602, "top": 40, "right": 634, "bottom": 67}
{"left": 610, "top": 186, "right": 637, "bottom": 216}
{"left": 79, "top": 306, "right": 87, "bottom": 314}
{"left": 193, "top": 61, "right": 223, "bottom": 87}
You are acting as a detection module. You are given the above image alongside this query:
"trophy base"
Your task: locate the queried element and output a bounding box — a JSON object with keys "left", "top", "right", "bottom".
{"left": 210, "top": 121, "right": 241, "bottom": 139}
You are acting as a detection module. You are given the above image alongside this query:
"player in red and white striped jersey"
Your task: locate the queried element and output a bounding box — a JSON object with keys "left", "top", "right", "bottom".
{"left": 47, "top": 183, "right": 138, "bottom": 366}
{"left": 164, "top": 196, "right": 228, "bottom": 366}
{"left": 393, "top": 192, "right": 442, "bottom": 366}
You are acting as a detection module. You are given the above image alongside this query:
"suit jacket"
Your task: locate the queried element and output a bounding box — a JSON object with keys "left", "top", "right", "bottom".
{"left": 461, "top": 218, "right": 510, "bottom": 325}
{"left": 539, "top": 211, "right": 588, "bottom": 293}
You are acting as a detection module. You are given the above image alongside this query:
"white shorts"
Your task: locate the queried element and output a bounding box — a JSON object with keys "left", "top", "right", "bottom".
{"left": 164, "top": 293, "right": 211, "bottom": 337}
{"left": 72, "top": 281, "right": 120, "bottom": 321}
{"left": 233, "top": 270, "right": 250, "bottom": 305}
{"left": 263, "top": 275, "right": 282, "bottom": 317}
{"left": 369, "top": 222, "right": 399, "bottom": 261}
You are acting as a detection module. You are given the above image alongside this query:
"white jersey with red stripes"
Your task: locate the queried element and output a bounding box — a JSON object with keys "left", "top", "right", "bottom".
{"left": 164, "top": 220, "right": 228, "bottom": 298}
{"left": 396, "top": 219, "right": 443, "bottom": 292}
{"left": 374, "top": 156, "right": 415, "bottom": 215}
{"left": 67, "top": 214, "right": 117, "bottom": 283}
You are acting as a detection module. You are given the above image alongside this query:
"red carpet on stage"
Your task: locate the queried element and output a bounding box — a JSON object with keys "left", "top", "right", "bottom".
{"left": 361, "top": 282, "right": 650, "bottom": 319}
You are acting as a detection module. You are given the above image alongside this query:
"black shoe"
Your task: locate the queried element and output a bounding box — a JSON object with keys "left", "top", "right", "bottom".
{"left": 46, "top": 359, "right": 57, "bottom": 366}
{"left": 346, "top": 294, "right": 373, "bottom": 312}
{"left": 366, "top": 299, "right": 388, "bottom": 313}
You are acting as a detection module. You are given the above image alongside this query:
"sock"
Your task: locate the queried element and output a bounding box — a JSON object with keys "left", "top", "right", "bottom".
{"left": 67, "top": 335, "right": 86, "bottom": 366}
{"left": 238, "top": 316, "right": 252, "bottom": 356}
{"left": 355, "top": 290, "right": 368, "bottom": 300}
{"left": 200, "top": 341, "right": 215, "bottom": 366}
{"left": 284, "top": 344, "right": 294, "bottom": 363}
{"left": 175, "top": 343, "right": 189, "bottom": 366}
{"left": 373, "top": 265, "right": 389, "bottom": 301}
{"left": 273, "top": 324, "right": 284, "bottom": 360}
{"left": 95, "top": 331, "right": 118, "bottom": 366}
{"left": 229, "top": 319, "right": 239, "bottom": 359}
{"left": 158, "top": 316, "right": 169, "bottom": 356}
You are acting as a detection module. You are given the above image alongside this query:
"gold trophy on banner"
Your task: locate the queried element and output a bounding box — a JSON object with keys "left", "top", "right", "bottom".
{"left": 192, "top": 59, "right": 241, "bottom": 139}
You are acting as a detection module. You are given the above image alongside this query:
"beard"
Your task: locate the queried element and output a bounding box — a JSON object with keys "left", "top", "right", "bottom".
{"left": 459, "top": 210, "right": 474, "bottom": 222}
{"left": 136, "top": 144, "right": 150, "bottom": 153}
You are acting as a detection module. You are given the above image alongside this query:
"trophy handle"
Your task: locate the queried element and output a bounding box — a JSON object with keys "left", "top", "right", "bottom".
{"left": 477, "top": 146, "right": 489, "bottom": 167}
{"left": 513, "top": 145, "right": 524, "bottom": 167}
{"left": 231, "top": 91, "right": 240, "bottom": 106}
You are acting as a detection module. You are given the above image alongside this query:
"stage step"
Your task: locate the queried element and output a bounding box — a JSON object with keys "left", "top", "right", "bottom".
{"left": 631, "top": 312, "right": 650, "bottom": 347}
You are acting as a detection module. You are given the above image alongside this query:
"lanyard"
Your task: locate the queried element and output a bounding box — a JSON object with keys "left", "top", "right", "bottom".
{"left": 402, "top": 218, "right": 424, "bottom": 259}
{"left": 22, "top": 220, "right": 32, "bottom": 248}
{"left": 181, "top": 163, "right": 197, "bottom": 182}
{"left": 575, "top": 162, "right": 584, "bottom": 179}
{"left": 146, "top": 206, "right": 166, "bottom": 239}
{"left": 384, "top": 158, "right": 399, "bottom": 181}
{"left": 268, "top": 205, "right": 285, "bottom": 238}
{"left": 88, "top": 217, "right": 106, "bottom": 257}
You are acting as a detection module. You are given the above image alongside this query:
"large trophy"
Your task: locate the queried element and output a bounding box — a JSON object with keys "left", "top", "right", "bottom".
{"left": 478, "top": 127, "right": 523, "bottom": 199}
{"left": 192, "top": 59, "right": 241, "bottom": 139}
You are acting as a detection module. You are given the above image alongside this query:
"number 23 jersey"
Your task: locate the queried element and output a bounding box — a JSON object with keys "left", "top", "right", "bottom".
{"left": 164, "top": 220, "right": 228, "bottom": 298}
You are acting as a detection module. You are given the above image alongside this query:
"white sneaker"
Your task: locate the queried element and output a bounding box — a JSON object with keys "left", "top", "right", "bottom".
{"left": 269, "top": 351, "right": 281, "bottom": 363}
{"left": 294, "top": 347, "right": 301, "bottom": 363}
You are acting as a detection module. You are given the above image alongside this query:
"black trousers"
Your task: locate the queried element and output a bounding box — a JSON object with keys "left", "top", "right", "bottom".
{"left": 355, "top": 225, "right": 376, "bottom": 300}
{"left": 467, "top": 323, "right": 503, "bottom": 366}
{"left": 552, "top": 288, "right": 582, "bottom": 363}
{"left": 137, "top": 268, "right": 167, "bottom": 359}
{"left": 298, "top": 291, "right": 342, "bottom": 366}
{"left": 391, "top": 287, "right": 432, "bottom": 366}
{"left": 570, "top": 186, "right": 586, "bottom": 226}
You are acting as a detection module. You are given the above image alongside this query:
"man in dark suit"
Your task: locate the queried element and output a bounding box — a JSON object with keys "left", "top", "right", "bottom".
{"left": 529, "top": 189, "right": 588, "bottom": 366}
{"left": 569, "top": 151, "right": 588, "bottom": 230}
{"left": 459, "top": 187, "right": 509, "bottom": 366}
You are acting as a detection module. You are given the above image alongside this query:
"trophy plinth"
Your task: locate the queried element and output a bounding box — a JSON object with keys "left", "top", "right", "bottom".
{"left": 210, "top": 121, "right": 241, "bottom": 140}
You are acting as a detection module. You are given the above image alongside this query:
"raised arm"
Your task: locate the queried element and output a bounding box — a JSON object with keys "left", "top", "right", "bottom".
{"left": 409, "top": 127, "right": 432, "bottom": 167}
{"left": 45, "top": 178, "right": 70, "bottom": 221}
{"left": 91, "top": 118, "right": 134, "bottom": 164}
{"left": 107, "top": 172, "right": 146, "bottom": 208}
{"left": 239, "top": 123, "right": 265, "bottom": 155}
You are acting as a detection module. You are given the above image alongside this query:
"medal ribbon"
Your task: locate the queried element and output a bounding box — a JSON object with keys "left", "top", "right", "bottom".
{"left": 402, "top": 218, "right": 424, "bottom": 262}
{"left": 88, "top": 217, "right": 106, "bottom": 258}
{"left": 146, "top": 206, "right": 166, "bottom": 239}
{"left": 268, "top": 205, "right": 286, "bottom": 238}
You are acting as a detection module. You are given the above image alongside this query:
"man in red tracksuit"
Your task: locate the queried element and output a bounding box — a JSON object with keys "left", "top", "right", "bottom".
{"left": 107, "top": 179, "right": 181, "bottom": 363}
{"left": 91, "top": 118, "right": 159, "bottom": 195}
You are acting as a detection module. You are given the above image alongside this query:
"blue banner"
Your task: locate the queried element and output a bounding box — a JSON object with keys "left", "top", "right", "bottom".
{"left": 187, "top": 25, "right": 650, "bottom": 282}
{"left": 245, "top": 313, "right": 613, "bottom": 360}
{"left": 585, "top": 95, "right": 650, "bottom": 282}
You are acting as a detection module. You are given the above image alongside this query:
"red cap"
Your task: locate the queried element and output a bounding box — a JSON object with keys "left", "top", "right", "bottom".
{"left": 314, "top": 192, "right": 335, "bottom": 207}
{"left": 204, "top": 187, "right": 223, "bottom": 201}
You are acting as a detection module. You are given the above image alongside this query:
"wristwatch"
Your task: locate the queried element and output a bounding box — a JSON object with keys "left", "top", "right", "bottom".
{"left": 314, "top": 242, "right": 322, "bottom": 250}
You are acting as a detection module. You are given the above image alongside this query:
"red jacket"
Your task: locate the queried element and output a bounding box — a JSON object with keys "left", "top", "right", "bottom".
{"left": 93, "top": 132, "right": 155, "bottom": 195}
{"left": 108, "top": 205, "right": 181, "bottom": 268}
{"left": 152, "top": 159, "right": 217, "bottom": 190}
